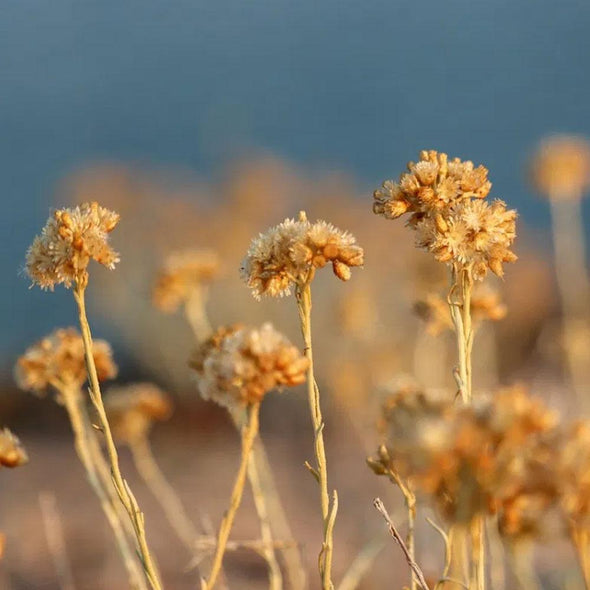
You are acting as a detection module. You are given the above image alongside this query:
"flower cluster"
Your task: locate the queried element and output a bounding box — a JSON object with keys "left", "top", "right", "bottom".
{"left": 371, "top": 385, "right": 560, "bottom": 536}
{"left": 190, "top": 323, "right": 309, "bottom": 408}
{"left": 105, "top": 383, "right": 173, "bottom": 444}
{"left": 529, "top": 136, "right": 590, "bottom": 200}
{"left": 0, "top": 429, "right": 28, "bottom": 468}
{"left": 14, "top": 328, "right": 117, "bottom": 397}
{"left": 373, "top": 151, "right": 517, "bottom": 279}
{"left": 152, "top": 249, "right": 221, "bottom": 312}
{"left": 414, "top": 286, "right": 507, "bottom": 336}
{"left": 25, "top": 202, "right": 120, "bottom": 290}
{"left": 241, "top": 213, "right": 364, "bottom": 299}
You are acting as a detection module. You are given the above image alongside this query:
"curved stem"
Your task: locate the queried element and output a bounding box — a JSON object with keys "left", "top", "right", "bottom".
{"left": 129, "top": 437, "right": 199, "bottom": 553}
{"left": 73, "top": 282, "right": 162, "bottom": 590}
{"left": 296, "top": 282, "right": 337, "bottom": 590}
{"left": 205, "top": 402, "right": 261, "bottom": 590}
{"left": 60, "top": 386, "right": 146, "bottom": 590}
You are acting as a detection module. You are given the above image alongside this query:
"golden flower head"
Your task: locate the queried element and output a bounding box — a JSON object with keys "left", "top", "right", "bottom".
{"left": 373, "top": 151, "right": 517, "bottom": 279}
{"left": 152, "top": 249, "right": 221, "bottom": 312}
{"left": 190, "top": 322, "right": 309, "bottom": 409}
{"left": 14, "top": 328, "right": 117, "bottom": 397}
{"left": 240, "top": 212, "right": 364, "bottom": 299}
{"left": 0, "top": 428, "right": 28, "bottom": 468}
{"left": 529, "top": 135, "right": 590, "bottom": 200}
{"left": 25, "top": 201, "right": 120, "bottom": 290}
{"left": 373, "top": 385, "right": 560, "bottom": 527}
{"left": 105, "top": 383, "right": 173, "bottom": 444}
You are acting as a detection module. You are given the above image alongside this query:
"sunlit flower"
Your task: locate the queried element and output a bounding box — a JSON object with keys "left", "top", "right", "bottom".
{"left": 25, "top": 202, "right": 120, "bottom": 290}
{"left": 0, "top": 429, "right": 28, "bottom": 468}
{"left": 190, "top": 323, "right": 309, "bottom": 408}
{"left": 14, "top": 328, "right": 117, "bottom": 397}
{"left": 152, "top": 249, "right": 221, "bottom": 312}
{"left": 241, "top": 213, "right": 364, "bottom": 299}
{"left": 105, "top": 383, "right": 173, "bottom": 444}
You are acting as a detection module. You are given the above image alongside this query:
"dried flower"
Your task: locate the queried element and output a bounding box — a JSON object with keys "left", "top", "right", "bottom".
{"left": 25, "top": 202, "right": 120, "bottom": 290}
{"left": 190, "top": 323, "right": 309, "bottom": 408}
{"left": 373, "top": 151, "right": 517, "bottom": 279}
{"left": 105, "top": 383, "right": 173, "bottom": 444}
{"left": 14, "top": 328, "right": 117, "bottom": 397}
{"left": 152, "top": 249, "right": 221, "bottom": 312}
{"left": 374, "top": 385, "right": 559, "bottom": 529}
{"left": 0, "top": 428, "right": 28, "bottom": 468}
{"left": 241, "top": 213, "right": 364, "bottom": 299}
{"left": 529, "top": 136, "right": 590, "bottom": 200}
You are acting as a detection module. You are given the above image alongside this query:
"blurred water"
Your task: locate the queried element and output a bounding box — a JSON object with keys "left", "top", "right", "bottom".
{"left": 2, "top": 0, "right": 590, "bottom": 360}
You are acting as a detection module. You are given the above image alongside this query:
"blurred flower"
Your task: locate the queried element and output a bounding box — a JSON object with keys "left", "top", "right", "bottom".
{"left": 25, "top": 202, "right": 120, "bottom": 290}
{"left": 152, "top": 249, "right": 221, "bottom": 313}
{"left": 0, "top": 429, "right": 28, "bottom": 468}
{"left": 105, "top": 383, "right": 173, "bottom": 444}
{"left": 529, "top": 136, "right": 590, "bottom": 200}
{"left": 373, "top": 384, "right": 560, "bottom": 532}
{"left": 190, "top": 323, "right": 308, "bottom": 408}
{"left": 14, "top": 328, "right": 117, "bottom": 397}
{"left": 373, "top": 150, "right": 517, "bottom": 279}
{"left": 241, "top": 213, "right": 364, "bottom": 299}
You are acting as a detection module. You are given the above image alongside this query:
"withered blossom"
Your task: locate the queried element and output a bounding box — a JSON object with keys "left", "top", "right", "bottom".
{"left": 14, "top": 328, "right": 117, "bottom": 397}
{"left": 529, "top": 136, "right": 590, "bottom": 200}
{"left": 241, "top": 214, "right": 363, "bottom": 299}
{"left": 152, "top": 249, "right": 221, "bottom": 312}
{"left": 0, "top": 429, "right": 28, "bottom": 468}
{"left": 373, "top": 151, "right": 517, "bottom": 279}
{"left": 105, "top": 383, "right": 173, "bottom": 444}
{"left": 372, "top": 385, "right": 560, "bottom": 531}
{"left": 190, "top": 323, "right": 309, "bottom": 408}
{"left": 25, "top": 202, "right": 120, "bottom": 290}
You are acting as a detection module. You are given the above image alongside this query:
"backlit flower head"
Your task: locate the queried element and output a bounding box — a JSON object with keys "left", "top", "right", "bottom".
{"left": 14, "top": 327, "right": 117, "bottom": 397}
{"left": 529, "top": 136, "right": 590, "bottom": 200}
{"left": 105, "top": 383, "right": 173, "bottom": 444}
{"left": 241, "top": 212, "right": 364, "bottom": 299}
{"left": 152, "top": 249, "right": 221, "bottom": 312}
{"left": 0, "top": 429, "right": 28, "bottom": 468}
{"left": 373, "top": 151, "right": 517, "bottom": 279}
{"left": 25, "top": 202, "right": 120, "bottom": 290}
{"left": 190, "top": 323, "right": 309, "bottom": 409}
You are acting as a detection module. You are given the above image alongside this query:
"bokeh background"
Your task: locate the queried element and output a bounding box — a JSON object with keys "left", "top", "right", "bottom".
{"left": 3, "top": 1, "right": 590, "bottom": 588}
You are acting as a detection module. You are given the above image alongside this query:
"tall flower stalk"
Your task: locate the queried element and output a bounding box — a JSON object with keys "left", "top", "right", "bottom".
{"left": 190, "top": 323, "right": 309, "bottom": 589}
{"left": 241, "top": 211, "right": 364, "bottom": 589}
{"left": 373, "top": 151, "right": 518, "bottom": 590}
{"left": 24, "top": 202, "right": 162, "bottom": 590}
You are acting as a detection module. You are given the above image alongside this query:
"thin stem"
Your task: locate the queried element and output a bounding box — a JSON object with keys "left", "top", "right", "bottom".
{"left": 73, "top": 282, "right": 162, "bottom": 590}
{"left": 129, "top": 436, "right": 200, "bottom": 553}
{"left": 60, "top": 386, "right": 146, "bottom": 590}
{"left": 204, "top": 402, "right": 261, "bottom": 590}
{"left": 336, "top": 536, "right": 385, "bottom": 590}
{"left": 184, "top": 286, "right": 213, "bottom": 343}
{"left": 550, "top": 197, "right": 590, "bottom": 408}
{"left": 296, "top": 281, "right": 337, "bottom": 590}
{"left": 470, "top": 516, "right": 485, "bottom": 590}
{"left": 571, "top": 526, "right": 590, "bottom": 590}
{"left": 228, "top": 409, "right": 282, "bottom": 590}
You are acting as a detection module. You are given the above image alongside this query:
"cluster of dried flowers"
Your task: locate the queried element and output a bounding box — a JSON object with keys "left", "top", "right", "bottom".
{"left": 14, "top": 327, "right": 117, "bottom": 398}
{"left": 373, "top": 151, "right": 517, "bottom": 279}
{"left": 0, "top": 429, "right": 28, "bottom": 469}
{"left": 152, "top": 249, "right": 221, "bottom": 312}
{"left": 105, "top": 383, "right": 173, "bottom": 444}
{"left": 241, "top": 213, "right": 364, "bottom": 298}
{"left": 25, "top": 202, "right": 120, "bottom": 290}
{"left": 190, "top": 323, "right": 309, "bottom": 408}
{"left": 369, "top": 384, "right": 590, "bottom": 541}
